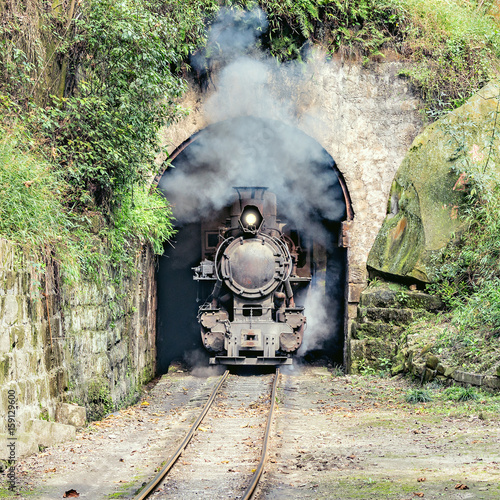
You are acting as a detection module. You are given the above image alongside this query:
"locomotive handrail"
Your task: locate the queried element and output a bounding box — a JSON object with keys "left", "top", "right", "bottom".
{"left": 133, "top": 370, "right": 230, "bottom": 500}
{"left": 214, "top": 236, "right": 233, "bottom": 282}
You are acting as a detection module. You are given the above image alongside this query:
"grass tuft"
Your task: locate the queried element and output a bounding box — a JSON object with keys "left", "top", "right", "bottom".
{"left": 405, "top": 388, "right": 433, "bottom": 403}
{"left": 443, "top": 386, "right": 478, "bottom": 402}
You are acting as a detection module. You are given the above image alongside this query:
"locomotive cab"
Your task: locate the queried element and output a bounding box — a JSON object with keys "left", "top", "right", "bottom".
{"left": 193, "top": 187, "right": 311, "bottom": 366}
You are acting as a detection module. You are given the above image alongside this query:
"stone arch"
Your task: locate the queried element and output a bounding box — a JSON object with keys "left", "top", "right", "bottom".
{"left": 153, "top": 60, "right": 422, "bottom": 371}
{"left": 153, "top": 127, "right": 354, "bottom": 222}
{"left": 155, "top": 116, "right": 353, "bottom": 372}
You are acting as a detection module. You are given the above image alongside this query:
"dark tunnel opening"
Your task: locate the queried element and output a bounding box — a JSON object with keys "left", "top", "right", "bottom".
{"left": 156, "top": 117, "right": 350, "bottom": 374}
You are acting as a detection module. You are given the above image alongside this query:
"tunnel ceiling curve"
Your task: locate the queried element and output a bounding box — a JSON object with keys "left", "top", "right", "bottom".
{"left": 158, "top": 116, "right": 352, "bottom": 236}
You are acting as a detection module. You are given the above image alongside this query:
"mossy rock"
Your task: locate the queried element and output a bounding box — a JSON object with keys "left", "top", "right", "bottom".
{"left": 368, "top": 81, "right": 500, "bottom": 283}
{"left": 360, "top": 285, "right": 444, "bottom": 310}
{"left": 352, "top": 321, "right": 403, "bottom": 340}
{"left": 350, "top": 338, "right": 396, "bottom": 373}
{"left": 359, "top": 306, "right": 415, "bottom": 325}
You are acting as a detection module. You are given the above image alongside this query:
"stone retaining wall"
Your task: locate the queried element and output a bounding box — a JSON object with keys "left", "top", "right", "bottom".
{"left": 0, "top": 238, "right": 157, "bottom": 458}
{"left": 352, "top": 284, "right": 500, "bottom": 390}
{"left": 350, "top": 285, "right": 442, "bottom": 373}
{"left": 396, "top": 346, "right": 500, "bottom": 390}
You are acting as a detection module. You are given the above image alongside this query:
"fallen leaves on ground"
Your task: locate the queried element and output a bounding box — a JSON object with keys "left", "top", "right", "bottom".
{"left": 455, "top": 483, "right": 469, "bottom": 490}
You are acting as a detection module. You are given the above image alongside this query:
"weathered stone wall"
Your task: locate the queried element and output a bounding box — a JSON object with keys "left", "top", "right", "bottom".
{"left": 0, "top": 238, "right": 156, "bottom": 458}
{"left": 350, "top": 284, "right": 443, "bottom": 373}
{"left": 158, "top": 55, "right": 423, "bottom": 368}
{"left": 352, "top": 284, "right": 500, "bottom": 390}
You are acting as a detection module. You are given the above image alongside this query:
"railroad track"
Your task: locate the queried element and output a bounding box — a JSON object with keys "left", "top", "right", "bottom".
{"left": 133, "top": 368, "right": 280, "bottom": 500}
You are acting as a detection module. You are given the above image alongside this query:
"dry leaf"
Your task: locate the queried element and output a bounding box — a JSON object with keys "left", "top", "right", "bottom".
{"left": 455, "top": 484, "right": 469, "bottom": 490}
{"left": 63, "top": 490, "right": 80, "bottom": 498}
{"left": 417, "top": 477, "right": 426, "bottom": 482}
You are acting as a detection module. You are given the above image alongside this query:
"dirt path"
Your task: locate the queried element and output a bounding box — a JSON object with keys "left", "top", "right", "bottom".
{"left": 258, "top": 368, "right": 500, "bottom": 499}
{"left": 1, "top": 366, "right": 499, "bottom": 499}
{"left": 1, "top": 368, "right": 224, "bottom": 499}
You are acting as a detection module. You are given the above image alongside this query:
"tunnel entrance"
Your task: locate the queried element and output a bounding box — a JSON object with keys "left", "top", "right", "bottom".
{"left": 156, "top": 117, "right": 351, "bottom": 374}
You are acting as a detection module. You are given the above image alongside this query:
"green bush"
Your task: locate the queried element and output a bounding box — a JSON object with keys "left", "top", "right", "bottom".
{"left": 0, "top": 124, "right": 175, "bottom": 283}
{"left": 86, "top": 378, "right": 114, "bottom": 421}
{"left": 41, "top": 0, "right": 205, "bottom": 209}
{"left": 0, "top": 126, "right": 71, "bottom": 248}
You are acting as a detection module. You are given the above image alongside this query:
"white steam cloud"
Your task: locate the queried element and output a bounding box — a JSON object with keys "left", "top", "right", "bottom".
{"left": 298, "top": 284, "right": 339, "bottom": 356}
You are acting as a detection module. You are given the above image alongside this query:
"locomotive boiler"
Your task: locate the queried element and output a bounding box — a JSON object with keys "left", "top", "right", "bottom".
{"left": 193, "top": 187, "right": 311, "bottom": 365}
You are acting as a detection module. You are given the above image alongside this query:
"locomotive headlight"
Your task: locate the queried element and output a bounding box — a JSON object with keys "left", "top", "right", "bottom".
{"left": 245, "top": 213, "right": 257, "bottom": 226}
{"left": 239, "top": 205, "right": 264, "bottom": 233}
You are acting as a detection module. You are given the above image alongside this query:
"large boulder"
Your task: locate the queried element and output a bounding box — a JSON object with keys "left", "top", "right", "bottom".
{"left": 368, "top": 81, "right": 500, "bottom": 282}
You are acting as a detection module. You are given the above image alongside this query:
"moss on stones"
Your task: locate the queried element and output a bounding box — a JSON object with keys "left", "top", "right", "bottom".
{"left": 368, "top": 81, "right": 500, "bottom": 282}
{"left": 351, "top": 283, "right": 446, "bottom": 374}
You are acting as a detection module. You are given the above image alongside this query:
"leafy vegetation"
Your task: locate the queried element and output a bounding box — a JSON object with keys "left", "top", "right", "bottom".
{"left": 86, "top": 378, "right": 114, "bottom": 421}
{"left": 38, "top": 0, "right": 217, "bottom": 210}
{"left": 0, "top": 126, "right": 70, "bottom": 249}
{"left": 405, "top": 387, "right": 433, "bottom": 403}
{"left": 0, "top": 0, "right": 199, "bottom": 279}
{"left": 398, "top": 0, "right": 500, "bottom": 118}
{"left": 406, "top": 382, "right": 500, "bottom": 418}
{"left": 226, "top": 0, "right": 400, "bottom": 61}
{"left": 0, "top": 122, "right": 174, "bottom": 284}
{"left": 443, "top": 386, "right": 478, "bottom": 402}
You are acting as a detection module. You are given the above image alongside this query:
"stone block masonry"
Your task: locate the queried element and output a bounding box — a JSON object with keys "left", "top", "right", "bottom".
{"left": 0, "top": 238, "right": 157, "bottom": 458}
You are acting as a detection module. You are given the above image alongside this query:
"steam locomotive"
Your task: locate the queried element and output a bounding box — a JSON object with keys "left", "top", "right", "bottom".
{"left": 193, "top": 187, "right": 311, "bottom": 365}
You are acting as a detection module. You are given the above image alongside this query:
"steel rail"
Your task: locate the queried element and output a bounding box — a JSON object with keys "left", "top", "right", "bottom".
{"left": 133, "top": 369, "right": 230, "bottom": 500}
{"left": 241, "top": 368, "right": 280, "bottom": 500}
